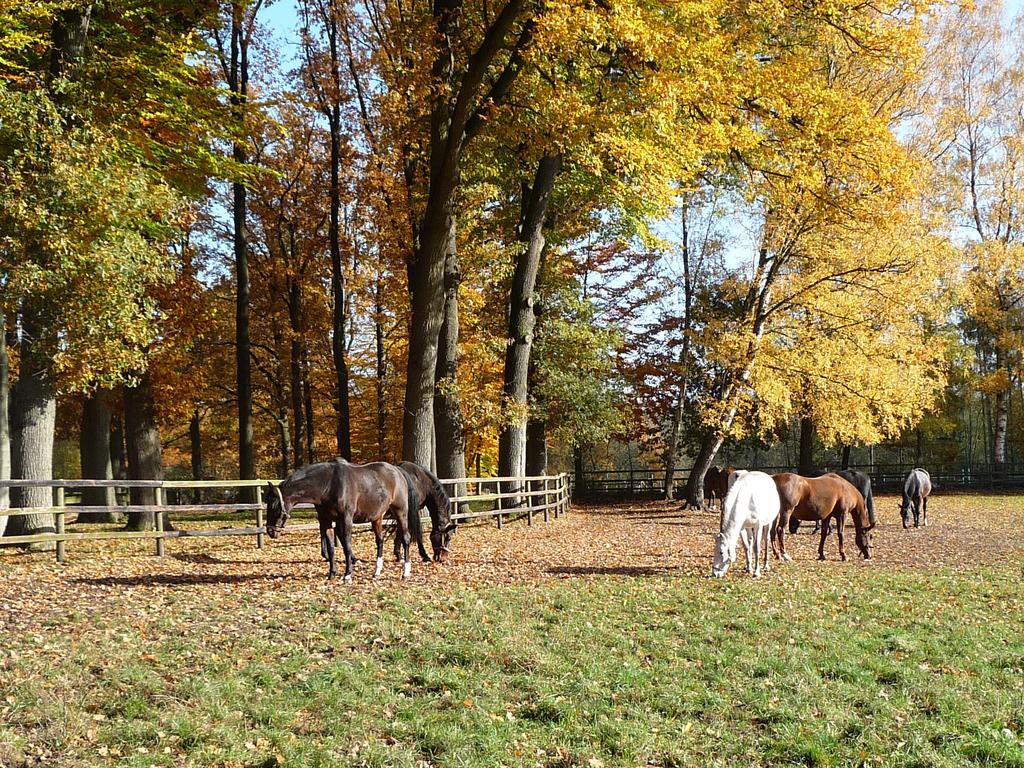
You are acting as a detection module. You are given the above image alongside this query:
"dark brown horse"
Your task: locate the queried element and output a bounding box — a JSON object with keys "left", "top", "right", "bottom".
{"left": 704, "top": 465, "right": 736, "bottom": 511}
{"left": 398, "top": 461, "right": 458, "bottom": 562}
{"left": 265, "top": 459, "right": 417, "bottom": 582}
{"left": 772, "top": 473, "right": 874, "bottom": 562}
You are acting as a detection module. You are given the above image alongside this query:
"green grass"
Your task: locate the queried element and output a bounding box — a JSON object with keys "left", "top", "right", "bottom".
{"left": 4, "top": 562, "right": 1024, "bottom": 767}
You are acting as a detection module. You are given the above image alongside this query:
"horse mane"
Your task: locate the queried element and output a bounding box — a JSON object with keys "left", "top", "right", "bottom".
{"left": 419, "top": 464, "right": 453, "bottom": 527}
{"left": 398, "top": 466, "right": 425, "bottom": 544}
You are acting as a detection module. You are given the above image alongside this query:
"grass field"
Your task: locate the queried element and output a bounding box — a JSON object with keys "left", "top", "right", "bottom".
{"left": 2, "top": 494, "right": 1024, "bottom": 767}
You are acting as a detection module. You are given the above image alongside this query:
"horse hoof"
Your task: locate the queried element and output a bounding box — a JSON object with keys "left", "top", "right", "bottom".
{"left": 817, "top": 555, "right": 826, "bottom": 561}
{"left": 327, "top": 572, "right": 336, "bottom": 580}
{"left": 840, "top": 555, "right": 847, "bottom": 562}
{"left": 343, "top": 574, "right": 353, "bottom": 584}
{"left": 783, "top": 554, "right": 793, "bottom": 562}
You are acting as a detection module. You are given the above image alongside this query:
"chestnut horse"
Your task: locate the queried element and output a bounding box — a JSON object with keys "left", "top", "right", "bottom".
{"left": 772, "top": 473, "right": 874, "bottom": 562}
{"left": 265, "top": 459, "right": 417, "bottom": 582}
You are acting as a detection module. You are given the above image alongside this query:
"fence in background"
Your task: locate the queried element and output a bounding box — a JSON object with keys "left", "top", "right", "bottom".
{"left": 0, "top": 473, "right": 571, "bottom": 562}
{"left": 574, "top": 464, "right": 1024, "bottom": 499}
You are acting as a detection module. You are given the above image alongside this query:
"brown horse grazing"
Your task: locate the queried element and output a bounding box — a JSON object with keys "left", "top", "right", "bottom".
{"left": 772, "top": 473, "right": 874, "bottom": 562}
{"left": 397, "top": 461, "right": 458, "bottom": 562}
{"left": 265, "top": 459, "right": 417, "bottom": 582}
{"left": 704, "top": 465, "right": 737, "bottom": 511}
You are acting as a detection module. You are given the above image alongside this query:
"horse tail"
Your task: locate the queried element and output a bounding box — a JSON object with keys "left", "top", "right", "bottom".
{"left": 865, "top": 483, "right": 876, "bottom": 528}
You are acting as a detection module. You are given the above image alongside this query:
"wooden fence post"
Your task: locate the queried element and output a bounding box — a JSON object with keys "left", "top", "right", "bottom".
{"left": 544, "top": 477, "right": 551, "bottom": 523}
{"left": 55, "top": 486, "right": 66, "bottom": 563}
{"left": 154, "top": 486, "right": 165, "bottom": 557}
{"left": 496, "top": 478, "right": 503, "bottom": 529}
{"left": 527, "top": 479, "right": 534, "bottom": 526}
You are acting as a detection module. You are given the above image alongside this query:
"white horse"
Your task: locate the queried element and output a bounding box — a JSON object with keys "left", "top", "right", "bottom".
{"left": 711, "top": 470, "right": 780, "bottom": 578}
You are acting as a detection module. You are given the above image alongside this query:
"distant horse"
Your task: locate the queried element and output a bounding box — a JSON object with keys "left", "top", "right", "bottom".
{"left": 772, "top": 473, "right": 874, "bottom": 562}
{"left": 789, "top": 469, "right": 875, "bottom": 535}
{"left": 264, "top": 459, "right": 417, "bottom": 582}
{"left": 704, "top": 465, "right": 737, "bottom": 511}
{"left": 900, "top": 468, "right": 931, "bottom": 528}
{"left": 711, "top": 470, "right": 780, "bottom": 578}
{"left": 396, "top": 461, "right": 458, "bottom": 562}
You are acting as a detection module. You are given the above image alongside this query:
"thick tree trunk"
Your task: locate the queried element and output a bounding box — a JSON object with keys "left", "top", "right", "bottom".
{"left": 403, "top": 0, "right": 529, "bottom": 464}
{"left": 841, "top": 445, "right": 851, "bottom": 470}
{"left": 78, "top": 390, "right": 117, "bottom": 522}
{"left": 433, "top": 220, "right": 468, "bottom": 506}
{"left": 110, "top": 409, "right": 127, "bottom": 481}
{"left": 7, "top": 315, "right": 57, "bottom": 548}
{"left": 683, "top": 432, "right": 725, "bottom": 510}
{"left": 123, "top": 371, "right": 168, "bottom": 531}
{"left": 498, "top": 153, "right": 560, "bottom": 501}
{"left": 798, "top": 416, "right": 815, "bottom": 475}
{"left": 190, "top": 408, "right": 204, "bottom": 504}
{"left": 0, "top": 315, "right": 9, "bottom": 538}
{"left": 525, "top": 417, "right": 547, "bottom": 477}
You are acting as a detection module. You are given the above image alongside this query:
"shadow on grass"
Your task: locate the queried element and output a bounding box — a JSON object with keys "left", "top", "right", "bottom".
{"left": 70, "top": 573, "right": 273, "bottom": 587}
{"left": 546, "top": 565, "right": 686, "bottom": 577}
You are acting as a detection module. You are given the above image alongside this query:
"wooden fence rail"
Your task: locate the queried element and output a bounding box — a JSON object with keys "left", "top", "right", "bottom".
{"left": 0, "top": 473, "right": 571, "bottom": 562}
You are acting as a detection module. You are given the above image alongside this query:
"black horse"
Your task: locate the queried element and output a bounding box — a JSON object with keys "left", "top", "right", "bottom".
{"left": 264, "top": 459, "right": 417, "bottom": 582}
{"left": 789, "top": 469, "right": 875, "bottom": 535}
{"left": 397, "top": 461, "right": 458, "bottom": 562}
{"left": 900, "top": 468, "right": 931, "bottom": 528}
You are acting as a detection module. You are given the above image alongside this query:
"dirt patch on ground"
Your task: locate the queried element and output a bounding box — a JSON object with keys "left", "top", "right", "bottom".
{"left": 1, "top": 493, "right": 1021, "bottom": 637}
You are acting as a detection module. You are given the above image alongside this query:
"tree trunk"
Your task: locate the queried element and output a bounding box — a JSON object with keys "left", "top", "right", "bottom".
{"left": 110, "top": 408, "right": 127, "bottom": 481}
{"left": 572, "top": 444, "right": 586, "bottom": 500}
{"left": 5, "top": 7, "right": 95, "bottom": 547}
{"left": 287, "top": 279, "right": 305, "bottom": 468}
{"left": 798, "top": 416, "right": 815, "bottom": 475}
{"left": 403, "top": 0, "right": 529, "bottom": 464}
{"left": 0, "top": 315, "right": 9, "bottom": 538}
{"left": 123, "top": 371, "right": 168, "bottom": 531}
{"left": 525, "top": 417, "right": 547, "bottom": 477}
{"left": 433, "top": 219, "right": 468, "bottom": 506}
{"left": 329, "top": 118, "right": 351, "bottom": 460}
{"left": 498, "top": 153, "right": 560, "bottom": 501}
{"left": 77, "top": 389, "right": 117, "bottom": 522}
{"left": 7, "top": 314, "right": 57, "bottom": 548}
{"left": 302, "top": 349, "right": 316, "bottom": 463}
{"left": 841, "top": 444, "right": 851, "bottom": 469}
{"left": 375, "top": 275, "right": 388, "bottom": 461}
{"left": 662, "top": 200, "right": 694, "bottom": 500}
{"left": 190, "top": 408, "right": 204, "bottom": 504}
{"left": 683, "top": 432, "right": 725, "bottom": 510}
{"left": 993, "top": 346, "right": 1008, "bottom": 479}
{"left": 229, "top": 3, "right": 255, "bottom": 498}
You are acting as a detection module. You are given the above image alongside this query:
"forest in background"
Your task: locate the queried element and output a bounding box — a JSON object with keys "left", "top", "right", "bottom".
{"left": 1, "top": 0, "right": 1023, "bottom": 543}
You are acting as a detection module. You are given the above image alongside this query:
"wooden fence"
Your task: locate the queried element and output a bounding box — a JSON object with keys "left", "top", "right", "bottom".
{"left": 575, "top": 463, "right": 1024, "bottom": 499}
{"left": 0, "top": 473, "right": 571, "bottom": 563}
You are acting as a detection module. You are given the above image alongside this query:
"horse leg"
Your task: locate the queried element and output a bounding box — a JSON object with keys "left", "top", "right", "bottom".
{"left": 817, "top": 519, "right": 829, "bottom": 561}
{"left": 740, "top": 528, "right": 753, "bottom": 574}
{"left": 320, "top": 518, "right": 337, "bottom": 579}
{"left": 751, "top": 528, "right": 762, "bottom": 578}
{"left": 922, "top": 495, "right": 928, "bottom": 527}
{"left": 339, "top": 513, "right": 355, "bottom": 583}
{"left": 835, "top": 511, "right": 847, "bottom": 562}
{"left": 913, "top": 496, "right": 921, "bottom": 528}
{"left": 777, "top": 510, "right": 793, "bottom": 562}
{"left": 760, "top": 525, "right": 771, "bottom": 574}
{"left": 372, "top": 519, "right": 385, "bottom": 579}
{"left": 401, "top": 516, "right": 412, "bottom": 580}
